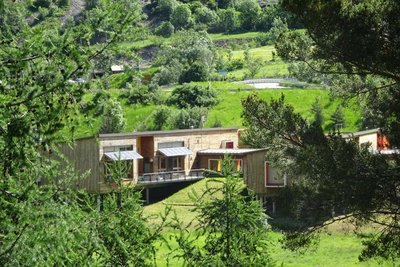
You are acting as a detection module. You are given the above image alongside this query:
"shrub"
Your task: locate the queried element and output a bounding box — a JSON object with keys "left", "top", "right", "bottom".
{"left": 120, "top": 84, "right": 157, "bottom": 105}
{"left": 168, "top": 84, "right": 218, "bottom": 108}
{"left": 154, "top": 21, "right": 174, "bottom": 37}
{"left": 155, "top": 0, "right": 177, "bottom": 19}
{"left": 171, "top": 4, "right": 193, "bottom": 29}
{"left": 170, "top": 107, "right": 208, "bottom": 129}
{"left": 99, "top": 99, "right": 126, "bottom": 133}
{"left": 179, "top": 61, "right": 209, "bottom": 83}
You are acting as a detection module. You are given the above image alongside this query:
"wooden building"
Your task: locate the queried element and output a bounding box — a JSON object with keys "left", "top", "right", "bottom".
{"left": 59, "top": 127, "right": 241, "bottom": 193}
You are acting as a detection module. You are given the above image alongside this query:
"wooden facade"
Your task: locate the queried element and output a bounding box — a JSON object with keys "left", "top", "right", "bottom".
{"left": 59, "top": 127, "right": 240, "bottom": 193}
{"left": 243, "top": 150, "right": 285, "bottom": 197}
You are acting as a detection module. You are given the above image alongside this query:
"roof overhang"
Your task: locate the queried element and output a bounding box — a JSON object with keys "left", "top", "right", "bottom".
{"left": 158, "top": 147, "right": 192, "bottom": 157}
{"left": 197, "top": 148, "right": 266, "bottom": 156}
{"left": 104, "top": 151, "right": 143, "bottom": 161}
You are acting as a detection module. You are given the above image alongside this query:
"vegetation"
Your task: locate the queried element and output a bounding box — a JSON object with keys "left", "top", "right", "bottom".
{"left": 3, "top": 0, "right": 392, "bottom": 265}
{"left": 167, "top": 84, "right": 218, "bottom": 109}
{"left": 262, "top": 0, "right": 400, "bottom": 260}
{"left": 172, "top": 174, "right": 274, "bottom": 266}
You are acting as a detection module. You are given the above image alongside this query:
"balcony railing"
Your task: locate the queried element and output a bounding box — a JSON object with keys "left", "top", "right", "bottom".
{"left": 138, "top": 169, "right": 205, "bottom": 184}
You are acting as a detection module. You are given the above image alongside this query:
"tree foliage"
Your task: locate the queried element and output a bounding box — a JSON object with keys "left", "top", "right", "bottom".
{"left": 99, "top": 99, "right": 127, "bottom": 134}
{"left": 242, "top": 93, "right": 400, "bottom": 261}
{"left": 0, "top": 1, "right": 163, "bottom": 265}
{"left": 172, "top": 162, "right": 274, "bottom": 266}
{"left": 167, "top": 84, "right": 218, "bottom": 109}
{"left": 277, "top": 0, "right": 400, "bottom": 146}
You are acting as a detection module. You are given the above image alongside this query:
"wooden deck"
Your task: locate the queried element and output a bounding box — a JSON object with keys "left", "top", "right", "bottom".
{"left": 137, "top": 169, "right": 205, "bottom": 187}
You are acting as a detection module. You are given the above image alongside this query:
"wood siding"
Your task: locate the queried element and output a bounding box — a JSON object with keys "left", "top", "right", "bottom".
{"left": 59, "top": 138, "right": 100, "bottom": 193}
{"left": 243, "top": 150, "right": 284, "bottom": 196}
{"left": 150, "top": 129, "right": 239, "bottom": 174}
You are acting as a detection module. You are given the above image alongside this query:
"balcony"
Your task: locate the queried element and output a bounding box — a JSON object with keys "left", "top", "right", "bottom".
{"left": 137, "top": 169, "right": 205, "bottom": 185}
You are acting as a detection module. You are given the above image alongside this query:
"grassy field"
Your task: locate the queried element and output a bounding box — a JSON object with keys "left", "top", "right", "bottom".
{"left": 144, "top": 179, "right": 395, "bottom": 267}
{"left": 209, "top": 31, "right": 263, "bottom": 41}
{"left": 69, "top": 84, "right": 361, "bottom": 138}
{"left": 204, "top": 87, "right": 360, "bottom": 132}
{"left": 226, "top": 60, "right": 289, "bottom": 79}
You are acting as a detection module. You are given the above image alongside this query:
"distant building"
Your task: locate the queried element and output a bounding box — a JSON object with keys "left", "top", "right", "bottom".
{"left": 110, "top": 65, "right": 124, "bottom": 73}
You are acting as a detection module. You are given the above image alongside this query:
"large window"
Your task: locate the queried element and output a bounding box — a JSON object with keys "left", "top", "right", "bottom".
{"left": 103, "top": 145, "right": 134, "bottom": 181}
{"left": 234, "top": 159, "right": 242, "bottom": 173}
{"left": 159, "top": 157, "right": 166, "bottom": 171}
{"left": 208, "top": 159, "right": 221, "bottom": 172}
{"left": 172, "top": 157, "right": 182, "bottom": 171}
{"left": 159, "top": 157, "right": 183, "bottom": 171}
{"left": 208, "top": 159, "right": 242, "bottom": 173}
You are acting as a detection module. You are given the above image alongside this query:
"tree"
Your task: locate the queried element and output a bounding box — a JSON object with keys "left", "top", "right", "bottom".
{"left": 152, "top": 106, "right": 171, "bottom": 130}
{"left": 194, "top": 6, "right": 217, "bottom": 26}
{"left": 310, "top": 97, "right": 324, "bottom": 126}
{"left": 179, "top": 61, "right": 209, "bottom": 83}
{"left": 330, "top": 105, "right": 345, "bottom": 131}
{"left": 241, "top": 93, "right": 400, "bottom": 261}
{"left": 245, "top": 58, "right": 263, "bottom": 78}
{"left": 154, "top": 21, "right": 174, "bottom": 37}
{"left": 217, "top": 8, "right": 240, "bottom": 33}
{"left": 0, "top": 1, "right": 159, "bottom": 264}
{"left": 172, "top": 157, "right": 274, "bottom": 266}
{"left": 155, "top": 0, "right": 177, "bottom": 19}
{"left": 156, "top": 30, "right": 216, "bottom": 85}
{"left": 170, "top": 107, "right": 208, "bottom": 129}
{"left": 167, "top": 84, "right": 218, "bottom": 109}
{"left": 170, "top": 4, "right": 192, "bottom": 29}
{"left": 99, "top": 99, "right": 127, "bottom": 134}
{"left": 277, "top": 0, "right": 400, "bottom": 146}
{"left": 235, "top": 0, "right": 260, "bottom": 31}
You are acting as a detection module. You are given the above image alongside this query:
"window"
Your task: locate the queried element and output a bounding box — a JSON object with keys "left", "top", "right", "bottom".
{"left": 209, "top": 159, "right": 221, "bottom": 172}
{"left": 234, "top": 159, "right": 242, "bottom": 173}
{"left": 172, "top": 157, "right": 182, "bottom": 171}
{"left": 159, "top": 157, "right": 166, "bottom": 171}
{"left": 104, "top": 145, "right": 133, "bottom": 153}
{"left": 158, "top": 141, "right": 184, "bottom": 149}
{"left": 104, "top": 160, "right": 133, "bottom": 182}
{"left": 103, "top": 145, "right": 134, "bottom": 181}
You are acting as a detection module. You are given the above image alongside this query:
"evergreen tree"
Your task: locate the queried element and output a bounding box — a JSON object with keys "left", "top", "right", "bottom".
{"left": 172, "top": 157, "right": 274, "bottom": 266}
{"left": 330, "top": 105, "right": 345, "bottom": 131}
{"left": 310, "top": 98, "right": 324, "bottom": 126}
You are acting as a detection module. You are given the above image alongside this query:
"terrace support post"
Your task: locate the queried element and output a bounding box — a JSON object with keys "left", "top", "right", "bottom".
{"left": 272, "top": 201, "right": 276, "bottom": 214}
{"left": 146, "top": 188, "right": 150, "bottom": 205}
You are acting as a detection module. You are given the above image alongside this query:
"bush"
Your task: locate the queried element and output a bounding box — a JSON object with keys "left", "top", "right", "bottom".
{"left": 170, "top": 107, "right": 208, "bottom": 129}
{"left": 154, "top": 21, "right": 174, "bottom": 37}
{"left": 168, "top": 84, "right": 218, "bottom": 108}
{"left": 120, "top": 84, "right": 157, "bottom": 105}
{"left": 155, "top": 0, "right": 177, "bottom": 19}
{"left": 99, "top": 99, "right": 127, "bottom": 133}
{"left": 194, "top": 6, "right": 217, "bottom": 26}
{"left": 171, "top": 4, "right": 193, "bottom": 29}
{"left": 179, "top": 61, "right": 209, "bottom": 83}
{"left": 153, "top": 60, "right": 184, "bottom": 85}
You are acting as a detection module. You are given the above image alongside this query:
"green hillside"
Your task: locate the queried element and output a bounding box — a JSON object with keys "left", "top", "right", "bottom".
{"left": 71, "top": 83, "right": 360, "bottom": 139}
{"left": 144, "top": 179, "right": 390, "bottom": 267}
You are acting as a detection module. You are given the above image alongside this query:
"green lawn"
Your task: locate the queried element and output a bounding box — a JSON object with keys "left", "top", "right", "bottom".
{"left": 206, "top": 88, "right": 360, "bottom": 132}
{"left": 68, "top": 84, "right": 360, "bottom": 139}
{"left": 229, "top": 45, "right": 277, "bottom": 61}
{"left": 226, "top": 60, "right": 289, "bottom": 80}
{"left": 209, "top": 31, "right": 263, "bottom": 41}
{"left": 144, "top": 179, "right": 396, "bottom": 267}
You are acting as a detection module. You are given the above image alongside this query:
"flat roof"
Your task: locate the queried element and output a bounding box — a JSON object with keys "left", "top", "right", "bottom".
{"left": 97, "top": 127, "right": 239, "bottom": 140}
{"left": 341, "top": 128, "right": 381, "bottom": 138}
{"left": 197, "top": 148, "right": 266, "bottom": 155}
